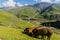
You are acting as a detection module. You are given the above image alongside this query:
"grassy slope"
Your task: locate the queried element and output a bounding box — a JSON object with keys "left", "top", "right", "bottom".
{"left": 7, "top": 6, "right": 55, "bottom": 24}
{"left": 8, "top": 5, "right": 59, "bottom": 22}
{"left": 41, "top": 4, "right": 60, "bottom": 16}
{"left": 8, "top": 6, "right": 39, "bottom": 18}
{"left": 8, "top": 4, "right": 60, "bottom": 19}
{"left": 0, "top": 26, "right": 60, "bottom": 40}
{"left": 0, "top": 5, "right": 60, "bottom": 40}
{"left": 0, "top": 10, "right": 33, "bottom": 28}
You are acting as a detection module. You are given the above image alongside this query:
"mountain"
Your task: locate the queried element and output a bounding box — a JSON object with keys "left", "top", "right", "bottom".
{"left": 7, "top": 2, "right": 52, "bottom": 16}
{"left": 0, "top": 2, "right": 60, "bottom": 40}
{"left": 5, "top": 2, "right": 60, "bottom": 23}
{"left": 32, "top": 2, "right": 60, "bottom": 20}
{"left": 32, "top": 2, "right": 52, "bottom": 14}
{"left": 40, "top": 4, "right": 60, "bottom": 20}
{"left": 7, "top": 6, "right": 39, "bottom": 19}
{"left": 34, "top": 2, "right": 51, "bottom": 11}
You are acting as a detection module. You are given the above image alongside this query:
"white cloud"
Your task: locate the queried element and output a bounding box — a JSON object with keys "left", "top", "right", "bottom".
{"left": 41, "top": 0, "right": 51, "bottom": 3}
{"left": 55, "top": 0, "right": 60, "bottom": 3}
{"left": 2, "top": 0, "right": 24, "bottom": 7}
{"left": 34, "top": 0, "right": 60, "bottom": 3}
{"left": 16, "top": 3, "right": 28, "bottom": 7}
{"left": 34, "top": 0, "right": 41, "bottom": 2}
{"left": 34, "top": 0, "right": 51, "bottom": 3}
{"left": 2, "top": 0, "right": 16, "bottom": 7}
{"left": 24, "top": 3, "right": 28, "bottom": 6}
{"left": 17, "top": 2, "right": 24, "bottom": 7}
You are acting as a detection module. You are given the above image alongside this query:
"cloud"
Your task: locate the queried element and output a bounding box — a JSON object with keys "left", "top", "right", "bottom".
{"left": 2, "top": 0, "right": 24, "bottom": 7}
{"left": 34, "top": 0, "right": 51, "bottom": 3}
{"left": 2, "top": 0, "right": 16, "bottom": 7}
{"left": 55, "top": 0, "right": 60, "bottom": 3}
{"left": 24, "top": 3, "right": 28, "bottom": 6}
{"left": 17, "top": 2, "right": 24, "bottom": 7}
{"left": 34, "top": 0, "right": 41, "bottom": 2}
{"left": 34, "top": 0, "right": 60, "bottom": 3}
{"left": 41, "top": 0, "right": 51, "bottom": 2}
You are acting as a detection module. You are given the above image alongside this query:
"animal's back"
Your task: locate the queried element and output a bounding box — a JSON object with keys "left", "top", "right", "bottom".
{"left": 29, "top": 25, "right": 38, "bottom": 33}
{"left": 41, "top": 27, "right": 52, "bottom": 36}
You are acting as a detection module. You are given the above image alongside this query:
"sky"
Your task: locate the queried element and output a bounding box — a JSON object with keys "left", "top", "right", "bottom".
{"left": 0, "top": 0, "right": 60, "bottom": 7}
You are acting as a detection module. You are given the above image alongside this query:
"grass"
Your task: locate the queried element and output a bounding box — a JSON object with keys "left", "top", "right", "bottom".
{"left": 0, "top": 10, "right": 33, "bottom": 28}
{"left": 0, "top": 6, "right": 60, "bottom": 40}
{"left": 51, "top": 33, "right": 60, "bottom": 40}
{"left": 8, "top": 6, "right": 39, "bottom": 18}
{"left": 0, "top": 26, "right": 60, "bottom": 40}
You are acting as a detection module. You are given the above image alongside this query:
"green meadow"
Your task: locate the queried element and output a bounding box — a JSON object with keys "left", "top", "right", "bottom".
{"left": 0, "top": 26, "right": 60, "bottom": 40}
{"left": 0, "top": 3, "right": 60, "bottom": 40}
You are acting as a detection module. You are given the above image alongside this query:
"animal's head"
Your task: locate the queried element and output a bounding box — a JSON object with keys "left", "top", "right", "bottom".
{"left": 24, "top": 28, "right": 29, "bottom": 33}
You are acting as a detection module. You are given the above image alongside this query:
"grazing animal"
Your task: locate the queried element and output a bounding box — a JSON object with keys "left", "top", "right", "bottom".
{"left": 24, "top": 25, "right": 52, "bottom": 40}
{"left": 24, "top": 25, "right": 39, "bottom": 36}
{"left": 32, "top": 27, "right": 52, "bottom": 40}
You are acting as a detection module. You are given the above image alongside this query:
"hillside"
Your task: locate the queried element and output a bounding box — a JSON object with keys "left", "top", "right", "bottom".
{"left": 0, "top": 10, "right": 60, "bottom": 40}
{"left": 0, "top": 26, "right": 60, "bottom": 40}
{"left": 7, "top": 6, "right": 46, "bottom": 24}
{"left": 6, "top": 3, "right": 60, "bottom": 24}
{"left": 33, "top": 3, "right": 60, "bottom": 20}
{"left": 0, "top": 10, "right": 33, "bottom": 28}
{"left": 7, "top": 6, "right": 39, "bottom": 18}
{"left": 0, "top": 2, "right": 60, "bottom": 40}
{"left": 2, "top": 3, "right": 60, "bottom": 21}
{"left": 40, "top": 4, "right": 60, "bottom": 20}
